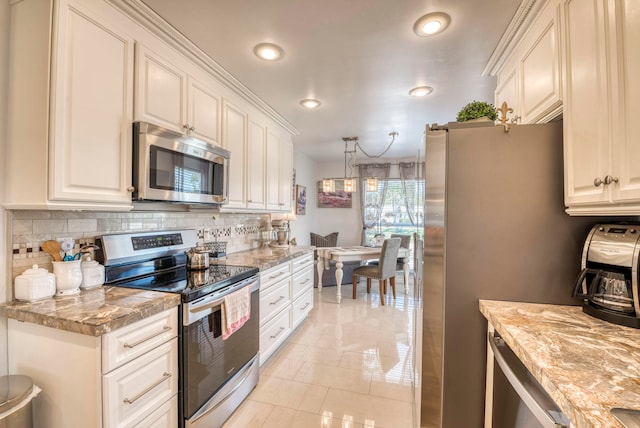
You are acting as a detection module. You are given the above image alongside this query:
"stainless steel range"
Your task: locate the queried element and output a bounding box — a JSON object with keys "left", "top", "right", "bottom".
{"left": 95, "top": 229, "right": 260, "bottom": 428}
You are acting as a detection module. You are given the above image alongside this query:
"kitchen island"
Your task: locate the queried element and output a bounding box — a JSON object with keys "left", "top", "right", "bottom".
{"left": 480, "top": 299, "right": 640, "bottom": 428}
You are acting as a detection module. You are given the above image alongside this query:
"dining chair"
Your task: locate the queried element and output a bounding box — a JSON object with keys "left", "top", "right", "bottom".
{"left": 352, "top": 238, "right": 401, "bottom": 305}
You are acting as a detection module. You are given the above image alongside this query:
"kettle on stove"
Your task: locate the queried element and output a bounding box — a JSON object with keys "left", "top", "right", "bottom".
{"left": 186, "top": 246, "right": 209, "bottom": 270}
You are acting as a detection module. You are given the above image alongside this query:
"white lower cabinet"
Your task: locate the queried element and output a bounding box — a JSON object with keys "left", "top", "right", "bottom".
{"left": 8, "top": 307, "right": 178, "bottom": 428}
{"left": 259, "top": 253, "right": 315, "bottom": 365}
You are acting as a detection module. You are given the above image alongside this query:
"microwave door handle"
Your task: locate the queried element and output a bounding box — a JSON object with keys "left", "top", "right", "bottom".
{"left": 488, "top": 332, "right": 568, "bottom": 428}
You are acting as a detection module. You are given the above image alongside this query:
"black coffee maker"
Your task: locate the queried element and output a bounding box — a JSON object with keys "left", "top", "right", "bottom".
{"left": 573, "top": 224, "right": 640, "bottom": 328}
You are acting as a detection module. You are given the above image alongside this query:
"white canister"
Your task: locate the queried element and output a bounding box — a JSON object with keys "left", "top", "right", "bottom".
{"left": 52, "top": 260, "right": 82, "bottom": 296}
{"left": 14, "top": 264, "right": 56, "bottom": 302}
{"left": 80, "top": 259, "right": 105, "bottom": 290}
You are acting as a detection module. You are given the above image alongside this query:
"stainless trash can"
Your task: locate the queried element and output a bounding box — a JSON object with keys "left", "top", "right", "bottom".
{"left": 0, "top": 375, "right": 40, "bottom": 428}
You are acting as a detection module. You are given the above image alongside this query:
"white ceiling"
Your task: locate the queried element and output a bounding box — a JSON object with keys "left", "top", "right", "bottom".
{"left": 141, "top": 0, "right": 520, "bottom": 161}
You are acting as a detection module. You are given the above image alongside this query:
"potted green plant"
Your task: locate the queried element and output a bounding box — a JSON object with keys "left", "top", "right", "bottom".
{"left": 456, "top": 100, "right": 497, "bottom": 122}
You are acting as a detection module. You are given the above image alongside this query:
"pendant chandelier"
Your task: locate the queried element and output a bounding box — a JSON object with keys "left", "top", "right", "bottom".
{"left": 322, "top": 132, "right": 398, "bottom": 193}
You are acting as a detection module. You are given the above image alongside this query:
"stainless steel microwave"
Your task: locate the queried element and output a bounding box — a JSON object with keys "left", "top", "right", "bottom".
{"left": 132, "top": 122, "right": 230, "bottom": 205}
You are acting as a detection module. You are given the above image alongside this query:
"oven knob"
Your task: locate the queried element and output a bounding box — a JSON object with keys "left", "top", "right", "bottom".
{"left": 631, "top": 229, "right": 637, "bottom": 234}
{"left": 599, "top": 227, "right": 605, "bottom": 232}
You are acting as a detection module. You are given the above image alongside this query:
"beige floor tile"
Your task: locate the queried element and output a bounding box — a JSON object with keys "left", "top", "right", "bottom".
{"left": 321, "top": 388, "right": 414, "bottom": 428}
{"left": 223, "top": 399, "right": 274, "bottom": 428}
{"left": 231, "top": 274, "right": 416, "bottom": 427}
{"left": 293, "top": 360, "right": 372, "bottom": 394}
{"left": 249, "top": 375, "right": 328, "bottom": 413}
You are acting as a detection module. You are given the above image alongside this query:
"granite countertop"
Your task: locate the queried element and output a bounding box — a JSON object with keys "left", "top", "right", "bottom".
{"left": 1, "top": 246, "right": 315, "bottom": 336}
{"left": 480, "top": 299, "right": 640, "bottom": 428}
{"left": 219, "top": 245, "right": 314, "bottom": 270}
{"left": 0, "top": 287, "right": 180, "bottom": 336}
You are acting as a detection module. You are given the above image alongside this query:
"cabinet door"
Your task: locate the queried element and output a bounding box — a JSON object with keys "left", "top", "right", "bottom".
{"left": 266, "top": 129, "right": 281, "bottom": 210}
{"left": 279, "top": 137, "right": 293, "bottom": 211}
{"left": 222, "top": 100, "right": 248, "bottom": 208}
{"left": 49, "top": 1, "right": 134, "bottom": 204}
{"left": 610, "top": 0, "right": 640, "bottom": 202}
{"left": 519, "top": 1, "right": 562, "bottom": 123}
{"left": 561, "top": 0, "right": 611, "bottom": 206}
{"left": 187, "top": 76, "right": 220, "bottom": 146}
{"left": 135, "top": 44, "right": 187, "bottom": 133}
{"left": 247, "top": 118, "right": 266, "bottom": 209}
{"left": 495, "top": 61, "right": 519, "bottom": 121}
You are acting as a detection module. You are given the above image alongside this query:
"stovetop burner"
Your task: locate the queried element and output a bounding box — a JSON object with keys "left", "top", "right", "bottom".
{"left": 108, "top": 263, "right": 258, "bottom": 303}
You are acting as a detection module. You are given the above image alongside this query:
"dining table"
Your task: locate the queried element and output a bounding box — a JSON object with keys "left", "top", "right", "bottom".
{"left": 315, "top": 246, "right": 411, "bottom": 303}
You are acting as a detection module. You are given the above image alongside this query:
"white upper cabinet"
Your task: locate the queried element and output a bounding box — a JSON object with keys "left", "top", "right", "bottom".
{"left": 486, "top": 0, "right": 562, "bottom": 124}
{"left": 562, "top": 0, "right": 640, "bottom": 214}
{"left": 134, "top": 44, "right": 221, "bottom": 146}
{"left": 266, "top": 129, "right": 293, "bottom": 212}
{"left": 221, "top": 99, "right": 248, "bottom": 209}
{"left": 5, "top": 0, "right": 135, "bottom": 210}
{"left": 247, "top": 118, "right": 267, "bottom": 210}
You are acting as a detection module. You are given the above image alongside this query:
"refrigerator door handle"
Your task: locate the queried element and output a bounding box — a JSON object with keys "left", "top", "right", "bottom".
{"left": 488, "top": 332, "right": 568, "bottom": 428}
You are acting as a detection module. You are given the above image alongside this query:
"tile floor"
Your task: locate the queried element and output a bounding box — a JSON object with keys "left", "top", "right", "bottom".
{"left": 224, "top": 276, "right": 418, "bottom": 428}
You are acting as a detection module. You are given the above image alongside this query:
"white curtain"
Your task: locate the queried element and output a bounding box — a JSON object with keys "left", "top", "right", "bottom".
{"left": 358, "top": 163, "right": 391, "bottom": 245}
{"left": 399, "top": 162, "right": 425, "bottom": 226}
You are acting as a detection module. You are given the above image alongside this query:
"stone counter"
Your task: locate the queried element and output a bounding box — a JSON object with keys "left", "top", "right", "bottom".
{"left": 0, "top": 287, "right": 180, "bottom": 336}
{"left": 480, "top": 299, "right": 640, "bottom": 428}
{"left": 217, "top": 245, "right": 314, "bottom": 270}
{"left": 0, "top": 246, "right": 314, "bottom": 336}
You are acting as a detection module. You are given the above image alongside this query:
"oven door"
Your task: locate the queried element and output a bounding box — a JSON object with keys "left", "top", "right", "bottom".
{"left": 181, "top": 275, "right": 259, "bottom": 425}
{"left": 133, "top": 121, "right": 229, "bottom": 205}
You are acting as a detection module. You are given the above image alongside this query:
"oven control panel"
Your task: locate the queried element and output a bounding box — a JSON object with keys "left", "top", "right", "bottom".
{"left": 132, "top": 233, "right": 184, "bottom": 250}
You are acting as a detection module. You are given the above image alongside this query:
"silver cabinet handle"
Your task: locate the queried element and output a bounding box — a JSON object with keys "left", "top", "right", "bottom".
{"left": 594, "top": 177, "right": 603, "bottom": 187}
{"left": 270, "top": 327, "right": 285, "bottom": 339}
{"left": 268, "top": 271, "right": 286, "bottom": 281}
{"left": 300, "top": 279, "right": 311, "bottom": 285}
{"left": 123, "top": 372, "right": 171, "bottom": 404}
{"left": 123, "top": 326, "right": 171, "bottom": 349}
{"left": 269, "top": 296, "right": 285, "bottom": 306}
{"left": 300, "top": 302, "right": 311, "bottom": 311}
{"left": 604, "top": 175, "right": 619, "bottom": 185}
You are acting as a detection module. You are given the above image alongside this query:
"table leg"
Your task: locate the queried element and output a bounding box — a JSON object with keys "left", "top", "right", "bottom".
{"left": 403, "top": 257, "right": 409, "bottom": 294}
{"left": 335, "top": 261, "right": 343, "bottom": 303}
{"left": 316, "top": 257, "right": 325, "bottom": 293}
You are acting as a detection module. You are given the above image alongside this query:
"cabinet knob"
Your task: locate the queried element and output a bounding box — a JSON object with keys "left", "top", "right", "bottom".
{"left": 127, "top": 186, "right": 135, "bottom": 192}
{"left": 594, "top": 177, "right": 603, "bottom": 187}
{"left": 604, "top": 175, "right": 619, "bottom": 185}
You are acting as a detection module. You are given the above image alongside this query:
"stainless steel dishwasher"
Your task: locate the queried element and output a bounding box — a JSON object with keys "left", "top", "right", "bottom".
{"left": 488, "top": 331, "right": 570, "bottom": 428}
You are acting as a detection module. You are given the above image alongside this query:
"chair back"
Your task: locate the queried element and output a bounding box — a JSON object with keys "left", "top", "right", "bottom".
{"left": 379, "top": 238, "right": 402, "bottom": 279}
{"left": 391, "top": 234, "right": 411, "bottom": 249}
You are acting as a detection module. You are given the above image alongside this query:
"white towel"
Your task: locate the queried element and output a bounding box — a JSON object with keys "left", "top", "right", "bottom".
{"left": 221, "top": 286, "right": 251, "bottom": 340}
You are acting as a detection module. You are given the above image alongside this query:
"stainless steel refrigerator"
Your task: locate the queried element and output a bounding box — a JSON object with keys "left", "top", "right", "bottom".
{"left": 420, "top": 122, "right": 598, "bottom": 427}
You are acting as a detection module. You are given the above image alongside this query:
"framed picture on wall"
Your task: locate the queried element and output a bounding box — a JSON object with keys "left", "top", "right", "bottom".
{"left": 296, "top": 185, "right": 306, "bottom": 215}
{"left": 317, "top": 180, "right": 353, "bottom": 208}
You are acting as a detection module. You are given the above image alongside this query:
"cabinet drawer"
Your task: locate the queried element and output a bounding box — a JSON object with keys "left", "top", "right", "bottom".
{"left": 102, "top": 307, "right": 178, "bottom": 373}
{"left": 292, "top": 253, "right": 314, "bottom": 273}
{"left": 103, "top": 338, "right": 178, "bottom": 428}
{"left": 292, "top": 289, "right": 313, "bottom": 329}
{"left": 260, "top": 278, "right": 291, "bottom": 324}
{"left": 260, "top": 263, "right": 291, "bottom": 290}
{"left": 291, "top": 266, "right": 313, "bottom": 300}
{"left": 259, "top": 307, "right": 291, "bottom": 365}
{"left": 133, "top": 396, "right": 177, "bottom": 428}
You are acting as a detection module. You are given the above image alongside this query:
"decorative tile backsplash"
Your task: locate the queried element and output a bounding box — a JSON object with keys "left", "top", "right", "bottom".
{"left": 10, "top": 210, "right": 270, "bottom": 279}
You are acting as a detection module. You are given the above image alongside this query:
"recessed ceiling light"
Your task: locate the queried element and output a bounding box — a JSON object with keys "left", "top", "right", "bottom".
{"left": 300, "top": 99, "right": 321, "bottom": 109}
{"left": 409, "top": 86, "right": 434, "bottom": 97}
{"left": 414, "top": 12, "right": 450, "bottom": 36}
{"left": 253, "top": 43, "right": 284, "bottom": 61}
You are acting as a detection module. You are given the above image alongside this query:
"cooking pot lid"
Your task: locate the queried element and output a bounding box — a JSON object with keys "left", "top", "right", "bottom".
{"left": 0, "top": 375, "right": 34, "bottom": 413}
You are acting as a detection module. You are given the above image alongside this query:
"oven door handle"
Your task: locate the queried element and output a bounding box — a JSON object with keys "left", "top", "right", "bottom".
{"left": 185, "top": 276, "right": 258, "bottom": 324}
{"left": 488, "top": 332, "right": 568, "bottom": 428}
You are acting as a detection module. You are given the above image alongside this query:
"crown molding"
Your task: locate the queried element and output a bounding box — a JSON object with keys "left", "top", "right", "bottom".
{"left": 108, "top": 0, "right": 300, "bottom": 136}
{"left": 482, "top": 0, "right": 546, "bottom": 76}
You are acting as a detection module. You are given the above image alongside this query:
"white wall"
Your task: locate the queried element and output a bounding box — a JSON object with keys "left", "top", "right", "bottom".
{"left": 1, "top": 0, "right": 10, "bottom": 375}
{"left": 289, "top": 150, "right": 317, "bottom": 246}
